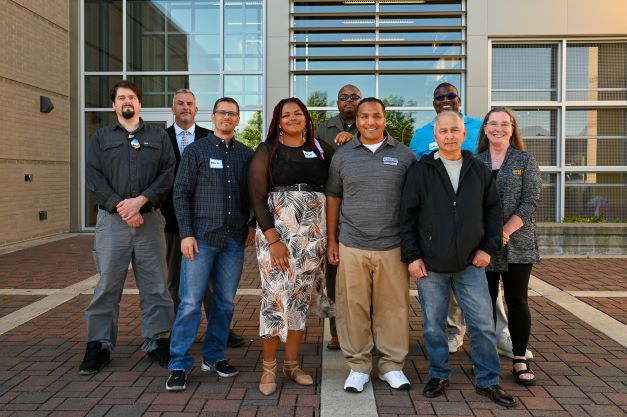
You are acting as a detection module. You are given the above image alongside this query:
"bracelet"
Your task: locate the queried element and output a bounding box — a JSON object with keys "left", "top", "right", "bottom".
{"left": 268, "top": 239, "right": 280, "bottom": 246}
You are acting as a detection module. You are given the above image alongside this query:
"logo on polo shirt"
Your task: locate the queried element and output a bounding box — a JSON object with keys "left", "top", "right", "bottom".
{"left": 383, "top": 156, "right": 398, "bottom": 166}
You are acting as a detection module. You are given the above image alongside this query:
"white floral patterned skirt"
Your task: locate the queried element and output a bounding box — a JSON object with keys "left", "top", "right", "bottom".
{"left": 256, "top": 191, "right": 334, "bottom": 342}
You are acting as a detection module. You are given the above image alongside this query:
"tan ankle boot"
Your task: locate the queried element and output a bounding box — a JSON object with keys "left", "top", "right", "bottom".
{"left": 259, "top": 359, "right": 277, "bottom": 395}
{"left": 283, "top": 360, "right": 313, "bottom": 385}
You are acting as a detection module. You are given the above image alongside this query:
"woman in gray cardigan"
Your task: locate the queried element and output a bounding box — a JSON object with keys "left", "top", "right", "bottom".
{"left": 476, "top": 107, "right": 541, "bottom": 386}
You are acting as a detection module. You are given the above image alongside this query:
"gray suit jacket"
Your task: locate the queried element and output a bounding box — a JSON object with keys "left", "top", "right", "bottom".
{"left": 476, "top": 147, "right": 541, "bottom": 271}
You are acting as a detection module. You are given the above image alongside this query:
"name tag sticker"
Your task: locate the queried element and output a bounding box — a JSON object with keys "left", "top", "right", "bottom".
{"left": 303, "top": 150, "right": 317, "bottom": 158}
{"left": 383, "top": 156, "right": 399, "bottom": 166}
{"left": 512, "top": 169, "right": 524, "bottom": 175}
{"left": 210, "top": 159, "right": 223, "bottom": 169}
{"left": 428, "top": 141, "right": 439, "bottom": 151}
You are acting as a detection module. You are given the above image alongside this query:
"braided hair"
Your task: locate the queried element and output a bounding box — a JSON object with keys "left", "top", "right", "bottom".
{"left": 265, "top": 97, "right": 326, "bottom": 186}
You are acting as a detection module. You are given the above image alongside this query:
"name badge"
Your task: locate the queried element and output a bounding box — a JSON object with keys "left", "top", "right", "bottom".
{"left": 303, "top": 150, "right": 317, "bottom": 158}
{"left": 428, "top": 141, "right": 439, "bottom": 151}
{"left": 383, "top": 156, "right": 398, "bottom": 166}
{"left": 512, "top": 169, "right": 524, "bottom": 175}
{"left": 210, "top": 159, "right": 223, "bottom": 169}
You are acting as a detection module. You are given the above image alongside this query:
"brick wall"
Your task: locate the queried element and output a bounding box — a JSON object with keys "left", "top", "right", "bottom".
{"left": 0, "top": 1, "right": 70, "bottom": 245}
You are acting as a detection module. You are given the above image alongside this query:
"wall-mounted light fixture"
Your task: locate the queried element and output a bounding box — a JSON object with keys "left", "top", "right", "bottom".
{"left": 40, "top": 96, "right": 54, "bottom": 113}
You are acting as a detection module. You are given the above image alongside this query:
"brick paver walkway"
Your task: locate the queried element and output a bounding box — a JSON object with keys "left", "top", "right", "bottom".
{"left": 0, "top": 234, "right": 626, "bottom": 416}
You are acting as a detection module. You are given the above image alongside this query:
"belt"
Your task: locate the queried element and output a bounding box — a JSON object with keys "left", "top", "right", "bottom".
{"left": 272, "top": 184, "right": 324, "bottom": 192}
{"left": 98, "top": 204, "right": 155, "bottom": 214}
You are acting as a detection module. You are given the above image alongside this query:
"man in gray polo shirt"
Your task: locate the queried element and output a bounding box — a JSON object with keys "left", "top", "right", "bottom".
{"left": 326, "top": 97, "right": 416, "bottom": 393}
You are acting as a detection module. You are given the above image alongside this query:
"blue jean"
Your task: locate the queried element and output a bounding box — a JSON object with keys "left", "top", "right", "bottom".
{"left": 417, "top": 265, "right": 500, "bottom": 388}
{"left": 168, "top": 237, "right": 244, "bottom": 371}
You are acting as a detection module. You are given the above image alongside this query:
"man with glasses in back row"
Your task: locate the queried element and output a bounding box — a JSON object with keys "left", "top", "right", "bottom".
{"left": 162, "top": 89, "right": 245, "bottom": 348}
{"left": 82, "top": 81, "right": 176, "bottom": 375}
{"left": 409, "top": 83, "right": 533, "bottom": 360}
{"left": 315, "top": 84, "right": 362, "bottom": 351}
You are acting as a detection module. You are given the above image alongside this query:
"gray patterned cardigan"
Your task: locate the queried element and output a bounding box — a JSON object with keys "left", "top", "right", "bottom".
{"left": 475, "top": 147, "right": 542, "bottom": 271}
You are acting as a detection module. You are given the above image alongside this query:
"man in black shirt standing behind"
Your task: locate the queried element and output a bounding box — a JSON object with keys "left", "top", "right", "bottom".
{"left": 81, "top": 81, "right": 176, "bottom": 375}
{"left": 166, "top": 97, "right": 254, "bottom": 391}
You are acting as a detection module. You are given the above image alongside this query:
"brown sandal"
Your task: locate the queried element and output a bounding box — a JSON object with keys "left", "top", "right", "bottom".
{"left": 259, "top": 359, "right": 277, "bottom": 395}
{"left": 283, "top": 360, "right": 313, "bottom": 385}
{"left": 326, "top": 336, "right": 341, "bottom": 350}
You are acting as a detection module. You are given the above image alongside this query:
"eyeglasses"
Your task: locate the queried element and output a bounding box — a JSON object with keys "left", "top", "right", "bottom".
{"left": 214, "top": 110, "right": 239, "bottom": 118}
{"left": 338, "top": 94, "right": 361, "bottom": 102}
{"left": 486, "top": 121, "right": 514, "bottom": 129}
{"left": 434, "top": 92, "right": 459, "bottom": 102}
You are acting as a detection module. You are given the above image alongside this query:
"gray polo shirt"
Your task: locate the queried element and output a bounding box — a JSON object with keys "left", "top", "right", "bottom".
{"left": 326, "top": 134, "right": 416, "bottom": 250}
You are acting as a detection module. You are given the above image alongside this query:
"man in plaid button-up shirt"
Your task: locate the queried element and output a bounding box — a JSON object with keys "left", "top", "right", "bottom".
{"left": 166, "top": 97, "right": 255, "bottom": 391}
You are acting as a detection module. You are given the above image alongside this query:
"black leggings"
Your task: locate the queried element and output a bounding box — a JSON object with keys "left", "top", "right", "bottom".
{"left": 485, "top": 263, "right": 533, "bottom": 357}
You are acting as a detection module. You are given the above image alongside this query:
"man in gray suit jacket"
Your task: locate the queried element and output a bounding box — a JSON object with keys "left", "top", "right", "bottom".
{"left": 163, "top": 89, "right": 244, "bottom": 348}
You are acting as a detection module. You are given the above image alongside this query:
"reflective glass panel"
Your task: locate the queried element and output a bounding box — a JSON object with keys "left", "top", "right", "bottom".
{"left": 384, "top": 110, "right": 434, "bottom": 145}
{"left": 379, "top": 17, "right": 461, "bottom": 27}
{"left": 565, "top": 109, "right": 627, "bottom": 166}
{"left": 566, "top": 43, "right": 627, "bottom": 101}
{"left": 293, "top": 32, "right": 376, "bottom": 42}
{"left": 294, "top": 60, "right": 375, "bottom": 71}
{"left": 492, "top": 44, "right": 559, "bottom": 101}
{"left": 294, "top": 45, "right": 375, "bottom": 57}
{"left": 310, "top": 110, "right": 340, "bottom": 131}
{"left": 85, "top": 76, "right": 124, "bottom": 108}
{"left": 293, "top": 3, "right": 375, "bottom": 13}
{"left": 537, "top": 173, "right": 557, "bottom": 222}
{"left": 224, "top": 75, "right": 263, "bottom": 107}
{"left": 513, "top": 108, "right": 558, "bottom": 166}
{"left": 293, "top": 17, "right": 375, "bottom": 28}
{"left": 293, "top": 75, "right": 375, "bottom": 107}
{"left": 224, "top": 1, "right": 263, "bottom": 71}
{"left": 379, "top": 44, "right": 461, "bottom": 56}
{"left": 127, "top": 0, "right": 220, "bottom": 71}
{"left": 380, "top": 1, "right": 462, "bottom": 13}
{"left": 127, "top": 75, "right": 219, "bottom": 109}
{"left": 235, "top": 111, "right": 264, "bottom": 150}
{"left": 378, "top": 58, "right": 462, "bottom": 70}
{"left": 380, "top": 74, "right": 461, "bottom": 107}
{"left": 565, "top": 172, "right": 627, "bottom": 221}
{"left": 84, "top": 0, "right": 123, "bottom": 71}
{"left": 379, "top": 31, "right": 462, "bottom": 41}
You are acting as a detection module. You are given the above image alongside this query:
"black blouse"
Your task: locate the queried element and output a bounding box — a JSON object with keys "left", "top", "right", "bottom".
{"left": 248, "top": 139, "right": 335, "bottom": 232}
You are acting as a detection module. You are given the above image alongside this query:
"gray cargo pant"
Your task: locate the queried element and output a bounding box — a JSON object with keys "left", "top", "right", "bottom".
{"left": 86, "top": 209, "right": 174, "bottom": 350}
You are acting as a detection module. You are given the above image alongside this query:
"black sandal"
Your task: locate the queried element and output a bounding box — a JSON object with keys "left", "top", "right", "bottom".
{"left": 512, "top": 358, "right": 536, "bottom": 386}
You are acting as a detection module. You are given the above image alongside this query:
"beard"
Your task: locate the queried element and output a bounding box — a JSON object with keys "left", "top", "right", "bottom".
{"left": 122, "top": 108, "right": 135, "bottom": 119}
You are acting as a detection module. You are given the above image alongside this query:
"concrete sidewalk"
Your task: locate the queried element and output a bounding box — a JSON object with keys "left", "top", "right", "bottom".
{"left": 0, "top": 234, "right": 625, "bottom": 416}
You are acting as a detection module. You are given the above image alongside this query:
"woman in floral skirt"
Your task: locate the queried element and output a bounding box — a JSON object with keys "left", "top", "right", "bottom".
{"left": 248, "top": 97, "right": 334, "bottom": 395}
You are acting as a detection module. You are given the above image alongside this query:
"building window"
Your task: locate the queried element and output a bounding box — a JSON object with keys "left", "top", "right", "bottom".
{"left": 491, "top": 40, "right": 627, "bottom": 222}
{"left": 291, "top": 0, "right": 465, "bottom": 145}
{"left": 82, "top": 0, "right": 264, "bottom": 228}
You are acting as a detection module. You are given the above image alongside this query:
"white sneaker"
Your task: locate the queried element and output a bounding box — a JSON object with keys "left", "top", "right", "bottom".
{"left": 344, "top": 370, "right": 370, "bottom": 393}
{"left": 379, "top": 370, "right": 410, "bottom": 390}
{"left": 497, "top": 335, "right": 533, "bottom": 360}
{"left": 448, "top": 335, "right": 463, "bottom": 353}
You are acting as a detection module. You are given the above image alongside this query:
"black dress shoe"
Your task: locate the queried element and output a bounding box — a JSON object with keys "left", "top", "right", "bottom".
{"left": 147, "top": 338, "right": 170, "bottom": 367}
{"left": 475, "top": 384, "right": 516, "bottom": 408}
{"left": 227, "top": 331, "right": 245, "bottom": 348}
{"left": 423, "top": 378, "right": 449, "bottom": 398}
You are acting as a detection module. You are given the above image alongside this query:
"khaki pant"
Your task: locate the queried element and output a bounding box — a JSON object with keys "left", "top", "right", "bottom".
{"left": 336, "top": 244, "right": 409, "bottom": 374}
